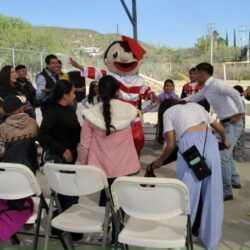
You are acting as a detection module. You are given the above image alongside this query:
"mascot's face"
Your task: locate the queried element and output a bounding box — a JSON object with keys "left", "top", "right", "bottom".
{"left": 104, "top": 42, "right": 143, "bottom": 76}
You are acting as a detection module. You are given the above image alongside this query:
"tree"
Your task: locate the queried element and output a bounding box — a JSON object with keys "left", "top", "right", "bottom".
{"left": 234, "top": 29, "right": 237, "bottom": 48}
{"left": 195, "top": 30, "right": 226, "bottom": 52}
{"left": 195, "top": 35, "right": 210, "bottom": 52}
{"left": 225, "top": 31, "right": 229, "bottom": 47}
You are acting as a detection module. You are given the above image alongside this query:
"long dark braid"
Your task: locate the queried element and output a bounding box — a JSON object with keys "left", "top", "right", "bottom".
{"left": 98, "top": 75, "right": 120, "bottom": 135}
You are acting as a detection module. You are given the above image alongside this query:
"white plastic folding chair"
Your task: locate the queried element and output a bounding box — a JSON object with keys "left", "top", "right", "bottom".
{"left": 244, "top": 103, "right": 250, "bottom": 116}
{"left": 0, "top": 162, "right": 48, "bottom": 249}
{"left": 43, "top": 163, "right": 115, "bottom": 250}
{"left": 111, "top": 176, "right": 193, "bottom": 250}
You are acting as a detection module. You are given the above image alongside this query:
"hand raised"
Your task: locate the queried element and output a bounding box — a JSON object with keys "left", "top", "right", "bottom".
{"left": 69, "top": 57, "right": 83, "bottom": 70}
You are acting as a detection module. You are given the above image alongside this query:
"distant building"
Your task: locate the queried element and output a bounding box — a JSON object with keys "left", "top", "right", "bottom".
{"left": 81, "top": 46, "right": 102, "bottom": 57}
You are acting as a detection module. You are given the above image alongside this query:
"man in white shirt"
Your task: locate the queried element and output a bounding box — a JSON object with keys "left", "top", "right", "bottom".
{"left": 184, "top": 62, "right": 244, "bottom": 201}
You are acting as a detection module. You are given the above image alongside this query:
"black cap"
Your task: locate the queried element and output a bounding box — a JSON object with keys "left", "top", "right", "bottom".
{"left": 2, "top": 96, "right": 25, "bottom": 114}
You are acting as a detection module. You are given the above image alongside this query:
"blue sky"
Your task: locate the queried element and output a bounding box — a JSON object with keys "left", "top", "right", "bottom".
{"left": 0, "top": 0, "right": 249, "bottom": 48}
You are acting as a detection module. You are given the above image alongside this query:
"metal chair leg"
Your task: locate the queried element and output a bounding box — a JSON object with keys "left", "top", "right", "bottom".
{"left": 102, "top": 201, "right": 110, "bottom": 248}
{"left": 57, "top": 234, "right": 69, "bottom": 250}
{"left": 187, "top": 215, "right": 193, "bottom": 250}
{"left": 32, "top": 195, "right": 43, "bottom": 249}
{"left": 11, "top": 234, "right": 20, "bottom": 245}
{"left": 43, "top": 194, "right": 55, "bottom": 250}
{"left": 54, "top": 195, "right": 74, "bottom": 250}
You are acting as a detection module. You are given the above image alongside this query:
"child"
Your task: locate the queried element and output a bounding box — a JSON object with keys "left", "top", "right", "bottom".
{"left": 159, "top": 79, "right": 179, "bottom": 101}
{"left": 81, "top": 80, "right": 99, "bottom": 109}
{"left": 143, "top": 79, "right": 179, "bottom": 113}
{"left": 233, "top": 85, "right": 245, "bottom": 162}
{"left": 80, "top": 75, "right": 140, "bottom": 178}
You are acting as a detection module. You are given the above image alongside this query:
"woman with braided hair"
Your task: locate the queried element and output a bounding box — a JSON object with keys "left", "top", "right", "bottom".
{"left": 80, "top": 75, "right": 140, "bottom": 203}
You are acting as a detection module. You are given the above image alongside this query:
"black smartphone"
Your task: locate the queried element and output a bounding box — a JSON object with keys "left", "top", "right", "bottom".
{"left": 182, "top": 145, "right": 212, "bottom": 181}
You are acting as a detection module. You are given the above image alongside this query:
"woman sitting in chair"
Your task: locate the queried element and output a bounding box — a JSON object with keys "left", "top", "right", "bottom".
{"left": 153, "top": 99, "right": 229, "bottom": 249}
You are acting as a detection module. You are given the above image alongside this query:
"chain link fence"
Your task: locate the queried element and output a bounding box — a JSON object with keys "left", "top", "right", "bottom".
{"left": 1, "top": 47, "right": 250, "bottom": 84}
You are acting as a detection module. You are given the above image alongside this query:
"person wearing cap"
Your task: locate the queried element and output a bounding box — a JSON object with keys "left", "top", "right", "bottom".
{"left": 70, "top": 36, "right": 157, "bottom": 155}
{"left": 0, "top": 95, "right": 38, "bottom": 173}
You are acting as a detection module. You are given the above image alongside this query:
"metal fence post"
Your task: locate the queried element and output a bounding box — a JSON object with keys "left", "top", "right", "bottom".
{"left": 12, "top": 48, "right": 15, "bottom": 67}
{"left": 40, "top": 51, "right": 43, "bottom": 71}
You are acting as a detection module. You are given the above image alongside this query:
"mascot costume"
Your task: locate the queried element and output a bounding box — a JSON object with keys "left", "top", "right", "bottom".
{"left": 70, "top": 35, "right": 157, "bottom": 155}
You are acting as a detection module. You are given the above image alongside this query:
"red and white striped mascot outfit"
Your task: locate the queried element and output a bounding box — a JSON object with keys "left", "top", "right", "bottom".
{"left": 71, "top": 36, "right": 156, "bottom": 155}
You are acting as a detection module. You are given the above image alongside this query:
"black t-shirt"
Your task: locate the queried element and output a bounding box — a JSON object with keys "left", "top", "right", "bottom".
{"left": 38, "top": 104, "right": 81, "bottom": 155}
{"left": 0, "top": 84, "right": 22, "bottom": 99}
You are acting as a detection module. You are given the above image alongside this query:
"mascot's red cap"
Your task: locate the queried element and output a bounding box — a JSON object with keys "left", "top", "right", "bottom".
{"left": 122, "top": 35, "right": 146, "bottom": 60}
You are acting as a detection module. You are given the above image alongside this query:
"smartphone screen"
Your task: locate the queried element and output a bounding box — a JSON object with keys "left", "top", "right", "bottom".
{"left": 189, "top": 156, "right": 201, "bottom": 166}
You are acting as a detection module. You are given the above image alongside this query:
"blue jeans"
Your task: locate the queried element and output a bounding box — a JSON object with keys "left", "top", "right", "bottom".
{"left": 45, "top": 153, "right": 64, "bottom": 164}
{"left": 220, "top": 119, "right": 243, "bottom": 196}
{"left": 233, "top": 117, "right": 245, "bottom": 158}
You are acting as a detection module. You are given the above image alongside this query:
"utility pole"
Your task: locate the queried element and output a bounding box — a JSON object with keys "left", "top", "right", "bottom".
{"left": 40, "top": 51, "right": 43, "bottom": 71}
{"left": 233, "top": 29, "right": 237, "bottom": 48}
{"left": 120, "top": 0, "right": 138, "bottom": 40}
{"left": 207, "top": 23, "right": 216, "bottom": 65}
{"left": 247, "top": 29, "right": 250, "bottom": 62}
{"left": 249, "top": 29, "right": 250, "bottom": 46}
{"left": 12, "top": 48, "right": 15, "bottom": 67}
{"left": 116, "top": 24, "right": 119, "bottom": 37}
{"left": 239, "top": 25, "right": 248, "bottom": 48}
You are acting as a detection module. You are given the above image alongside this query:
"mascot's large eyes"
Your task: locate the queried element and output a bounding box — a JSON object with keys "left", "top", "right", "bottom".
{"left": 112, "top": 51, "right": 119, "bottom": 59}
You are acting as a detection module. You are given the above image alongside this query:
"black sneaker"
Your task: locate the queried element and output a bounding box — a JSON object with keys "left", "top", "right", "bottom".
{"left": 51, "top": 226, "right": 63, "bottom": 236}
{"left": 71, "top": 233, "right": 83, "bottom": 242}
{"left": 224, "top": 194, "right": 234, "bottom": 201}
{"left": 232, "top": 184, "right": 242, "bottom": 189}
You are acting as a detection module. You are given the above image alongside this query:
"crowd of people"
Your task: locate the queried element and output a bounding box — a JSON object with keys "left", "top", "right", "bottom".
{"left": 0, "top": 51, "right": 248, "bottom": 249}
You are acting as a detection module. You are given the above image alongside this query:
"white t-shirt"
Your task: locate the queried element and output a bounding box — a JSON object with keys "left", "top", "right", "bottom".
{"left": 163, "top": 103, "right": 215, "bottom": 138}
